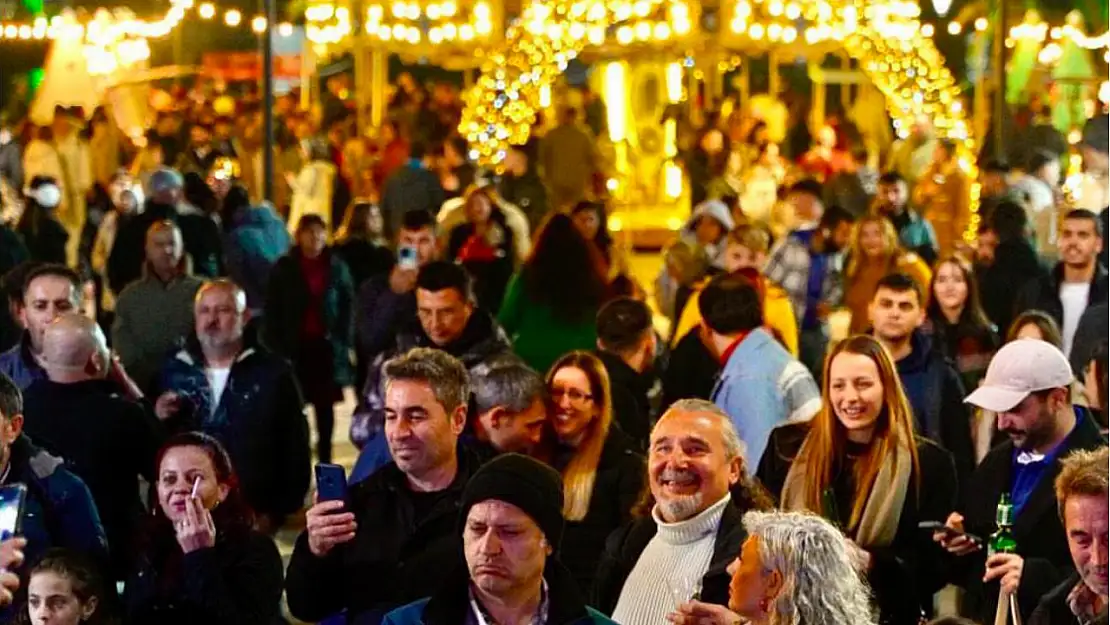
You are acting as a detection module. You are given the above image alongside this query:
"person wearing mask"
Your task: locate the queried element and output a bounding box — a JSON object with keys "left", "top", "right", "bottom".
{"left": 544, "top": 351, "right": 645, "bottom": 593}
{"left": 498, "top": 214, "right": 610, "bottom": 374}
{"left": 17, "top": 176, "right": 69, "bottom": 265}
{"left": 356, "top": 209, "right": 440, "bottom": 376}
{"left": 699, "top": 273, "right": 820, "bottom": 468}
{"left": 287, "top": 348, "right": 483, "bottom": 623}
{"left": 843, "top": 215, "right": 932, "bottom": 334}
{"left": 764, "top": 181, "right": 854, "bottom": 377}
{"left": 595, "top": 297, "right": 657, "bottom": 451}
{"left": 22, "top": 313, "right": 161, "bottom": 581}
{"left": 351, "top": 261, "right": 512, "bottom": 476}
{"left": 112, "top": 220, "right": 204, "bottom": 393}
{"left": 758, "top": 335, "right": 958, "bottom": 625}
{"left": 667, "top": 511, "right": 879, "bottom": 625}
{"left": 154, "top": 280, "right": 310, "bottom": 533}
{"left": 976, "top": 200, "right": 1045, "bottom": 334}
{"left": 936, "top": 339, "right": 1106, "bottom": 623}
{"left": 334, "top": 200, "right": 392, "bottom": 291}
{"left": 221, "top": 185, "right": 291, "bottom": 317}
{"left": 925, "top": 255, "right": 1000, "bottom": 393}
{"left": 447, "top": 186, "right": 516, "bottom": 312}
{"left": 499, "top": 140, "right": 548, "bottom": 232}
{"left": 540, "top": 107, "right": 600, "bottom": 211}
{"left": 0, "top": 264, "right": 82, "bottom": 389}
{"left": 869, "top": 273, "right": 975, "bottom": 479}
{"left": 1029, "top": 447, "right": 1108, "bottom": 625}
{"left": 380, "top": 140, "right": 446, "bottom": 239}
{"left": 382, "top": 453, "right": 618, "bottom": 625}
{"left": 26, "top": 550, "right": 111, "bottom": 625}
{"left": 595, "top": 400, "right": 775, "bottom": 623}
{"left": 123, "top": 432, "right": 284, "bottom": 625}
{"left": 468, "top": 358, "right": 551, "bottom": 459}
{"left": 874, "top": 171, "right": 940, "bottom": 266}
{"left": 91, "top": 172, "right": 143, "bottom": 322}
{"left": 264, "top": 214, "right": 354, "bottom": 464}
{"left": 0, "top": 373, "right": 108, "bottom": 593}
{"left": 1015, "top": 209, "right": 1108, "bottom": 359}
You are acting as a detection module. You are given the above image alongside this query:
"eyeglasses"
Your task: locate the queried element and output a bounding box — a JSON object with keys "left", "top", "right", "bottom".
{"left": 549, "top": 386, "right": 593, "bottom": 404}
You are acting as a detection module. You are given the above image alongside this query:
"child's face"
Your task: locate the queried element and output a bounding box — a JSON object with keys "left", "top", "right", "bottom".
{"left": 28, "top": 571, "right": 96, "bottom": 625}
{"left": 723, "top": 242, "right": 763, "bottom": 273}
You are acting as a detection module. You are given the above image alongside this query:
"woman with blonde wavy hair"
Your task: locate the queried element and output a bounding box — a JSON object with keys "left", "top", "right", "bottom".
{"left": 842, "top": 215, "right": 932, "bottom": 334}
{"left": 545, "top": 350, "right": 645, "bottom": 594}
{"left": 756, "top": 335, "right": 957, "bottom": 625}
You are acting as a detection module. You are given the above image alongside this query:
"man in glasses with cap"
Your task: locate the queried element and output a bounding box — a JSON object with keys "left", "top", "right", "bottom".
{"left": 381, "top": 453, "right": 617, "bottom": 625}
{"left": 934, "top": 338, "right": 1106, "bottom": 623}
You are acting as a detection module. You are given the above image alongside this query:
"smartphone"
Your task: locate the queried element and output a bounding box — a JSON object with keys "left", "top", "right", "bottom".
{"left": 315, "top": 464, "right": 348, "bottom": 503}
{"left": 397, "top": 245, "right": 418, "bottom": 270}
{"left": 0, "top": 484, "right": 27, "bottom": 541}
{"left": 918, "top": 521, "right": 982, "bottom": 545}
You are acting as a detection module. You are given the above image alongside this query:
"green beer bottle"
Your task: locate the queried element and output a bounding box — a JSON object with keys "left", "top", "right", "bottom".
{"left": 988, "top": 493, "right": 1017, "bottom": 555}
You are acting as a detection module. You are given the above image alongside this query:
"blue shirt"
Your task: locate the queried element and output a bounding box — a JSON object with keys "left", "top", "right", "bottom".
{"left": 1010, "top": 410, "right": 1080, "bottom": 516}
{"left": 789, "top": 229, "right": 828, "bottom": 330}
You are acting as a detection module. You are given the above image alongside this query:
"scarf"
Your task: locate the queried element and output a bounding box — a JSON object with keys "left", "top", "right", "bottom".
{"left": 780, "top": 433, "right": 912, "bottom": 548}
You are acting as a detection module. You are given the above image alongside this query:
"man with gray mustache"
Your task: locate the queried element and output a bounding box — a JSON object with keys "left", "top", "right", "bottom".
{"left": 593, "top": 399, "right": 774, "bottom": 624}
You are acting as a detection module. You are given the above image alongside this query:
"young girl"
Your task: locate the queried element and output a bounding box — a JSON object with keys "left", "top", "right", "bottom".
{"left": 26, "top": 550, "right": 108, "bottom": 625}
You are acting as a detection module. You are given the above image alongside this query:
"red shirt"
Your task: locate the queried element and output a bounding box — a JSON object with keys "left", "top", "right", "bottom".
{"left": 299, "top": 253, "right": 329, "bottom": 339}
{"left": 718, "top": 330, "right": 752, "bottom": 364}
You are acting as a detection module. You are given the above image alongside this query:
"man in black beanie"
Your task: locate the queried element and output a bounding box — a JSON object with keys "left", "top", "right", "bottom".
{"left": 381, "top": 453, "right": 618, "bottom": 625}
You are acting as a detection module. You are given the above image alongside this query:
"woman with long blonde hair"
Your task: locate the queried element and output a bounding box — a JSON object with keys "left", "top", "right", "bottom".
{"left": 843, "top": 215, "right": 932, "bottom": 333}
{"left": 545, "top": 351, "right": 645, "bottom": 595}
{"left": 756, "top": 335, "right": 957, "bottom": 625}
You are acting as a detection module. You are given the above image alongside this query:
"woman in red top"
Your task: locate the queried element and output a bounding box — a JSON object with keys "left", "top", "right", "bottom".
{"left": 447, "top": 187, "right": 516, "bottom": 312}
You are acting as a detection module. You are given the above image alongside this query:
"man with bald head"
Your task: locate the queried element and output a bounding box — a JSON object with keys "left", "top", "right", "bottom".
{"left": 154, "top": 279, "right": 310, "bottom": 533}
{"left": 112, "top": 220, "right": 204, "bottom": 393}
{"left": 22, "top": 313, "right": 162, "bottom": 581}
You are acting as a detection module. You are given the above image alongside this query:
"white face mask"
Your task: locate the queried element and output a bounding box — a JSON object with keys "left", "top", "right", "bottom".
{"left": 34, "top": 184, "right": 62, "bottom": 208}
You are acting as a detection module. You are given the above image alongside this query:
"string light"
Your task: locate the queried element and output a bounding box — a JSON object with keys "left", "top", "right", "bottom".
{"left": 306, "top": 0, "right": 498, "bottom": 46}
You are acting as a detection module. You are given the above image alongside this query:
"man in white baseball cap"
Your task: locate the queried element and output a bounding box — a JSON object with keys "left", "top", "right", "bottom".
{"left": 933, "top": 339, "right": 1107, "bottom": 623}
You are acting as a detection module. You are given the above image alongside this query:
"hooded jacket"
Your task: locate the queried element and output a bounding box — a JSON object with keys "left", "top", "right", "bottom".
{"left": 224, "top": 204, "right": 292, "bottom": 315}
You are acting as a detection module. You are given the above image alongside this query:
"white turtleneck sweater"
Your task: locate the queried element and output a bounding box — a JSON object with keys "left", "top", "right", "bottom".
{"left": 611, "top": 494, "right": 731, "bottom": 625}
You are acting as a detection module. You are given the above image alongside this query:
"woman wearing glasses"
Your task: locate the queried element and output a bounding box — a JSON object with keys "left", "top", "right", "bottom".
{"left": 546, "top": 351, "right": 645, "bottom": 595}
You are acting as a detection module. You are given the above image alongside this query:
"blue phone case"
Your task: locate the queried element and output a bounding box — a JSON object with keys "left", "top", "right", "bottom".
{"left": 315, "top": 464, "right": 348, "bottom": 502}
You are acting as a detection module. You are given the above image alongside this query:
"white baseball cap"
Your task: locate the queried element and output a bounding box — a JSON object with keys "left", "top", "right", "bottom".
{"left": 964, "top": 339, "right": 1074, "bottom": 412}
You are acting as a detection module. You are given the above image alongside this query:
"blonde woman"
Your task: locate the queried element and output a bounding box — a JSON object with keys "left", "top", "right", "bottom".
{"left": 842, "top": 215, "right": 932, "bottom": 333}
{"left": 545, "top": 351, "right": 645, "bottom": 594}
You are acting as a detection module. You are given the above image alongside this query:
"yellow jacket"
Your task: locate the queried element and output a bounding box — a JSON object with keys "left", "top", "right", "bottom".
{"left": 671, "top": 278, "right": 799, "bottom": 356}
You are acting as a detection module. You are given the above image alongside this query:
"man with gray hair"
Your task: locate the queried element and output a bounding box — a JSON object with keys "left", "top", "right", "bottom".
{"left": 470, "top": 358, "right": 549, "bottom": 458}
{"left": 595, "top": 398, "right": 772, "bottom": 623}
{"left": 288, "top": 347, "right": 487, "bottom": 624}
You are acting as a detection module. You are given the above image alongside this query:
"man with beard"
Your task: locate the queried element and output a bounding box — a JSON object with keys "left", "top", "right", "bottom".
{"left": 936, "top": 339, "right": 1106, "bottom": 623}
{"left": 152, "top": 279, "right": 310, "bottom": 533}
{"left": 594, "top": 399, "right": 773, "bottom": 623}
{"left": 1030, "top": 447, "right": 1109, "bottom": 625}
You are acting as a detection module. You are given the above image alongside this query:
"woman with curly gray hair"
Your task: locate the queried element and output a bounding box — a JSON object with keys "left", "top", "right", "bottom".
{"left": 667, "top": 510, "right": 877, "bottom": 625}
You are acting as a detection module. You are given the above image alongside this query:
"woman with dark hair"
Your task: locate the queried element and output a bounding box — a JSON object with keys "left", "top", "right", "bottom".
{"left": 448, "top": 186, "right": 516, "bottom": 311}
{"left": 263, "top": 214, "right": 355, "bottom": 463}
{"left": 497, "top": 213, "right": 609, "bottom": 373}
{"left": 24, "top": 550, "right": 110, "bottom": 625}
{"left": 123, "top": 433, "right": 283, "bottom": 625}
{"left": 570, "top": 201, "right": 616, "bottom": 271}
{"left": 926, "top": 255, "right": 1000, "bottom": 391}
{"left": 758, "top": 335, "right": 957, "bottom": 625}
{"left": 17, "top": 175, "right": 69, "bottom": 264}
{"left": 334, "top": 200, "right": 392, "bottom": 290}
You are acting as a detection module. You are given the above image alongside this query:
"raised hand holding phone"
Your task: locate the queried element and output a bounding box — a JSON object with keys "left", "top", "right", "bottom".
{"left": 306, "top": 464, "right": 356, "bottom": 557}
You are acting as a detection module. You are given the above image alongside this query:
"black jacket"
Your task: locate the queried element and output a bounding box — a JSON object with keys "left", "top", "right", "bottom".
{"left": 499, "top": 170, "right": 549, "bottom": 232}
{"left": 447, "top": 212, "right": 516, "bottom": 313}
{"left": 1015, "top": 262, "right": 1110, "bottom": 340}
{"left": 978, "top": 238, "right": 1045, "bottom": 333}
{"left": 596, "top": 351, "right": 654, "bottom": 451}
{"left": 380, "top": 165, "right": 445, "bottom": 239}
{"left": 894, "top": 331, "right": 976, "bottom": 484}
{"left": 949, "top": 411, "right": 1106, "bottom": 623}
{"left": 1029, "top": 572, "right": 1109, "bottom": 625}
{"left": 21, "top": 378, "right": 162, "bottom": 578}
{"left": 123, "top": 530, "right": 284, "bottom": 625}
{"left": 107, "top": 200, "right": 224, "bottom": 295}
{"left": 285, "top": 446, "right": 484, "bottom": 624}
{"left": 757, "top": 426, "right": 959, "bottom": 625}
{"left": 557, "top": 428, "right": 645, "bottom": 595}
{"left": 593, "top": 499, "right": 746, "bottom": 615}
{"left": 1070, "top": 302, "right": 1108, "bottom": 375}
{"left": 661, "top": 329, "right": 720, "bottom": 408}
{"left": 154, "top": 328, "right": 311, "bottom": 521}
{"left": 335, "top": 238, "right": 394, "bottom": 291}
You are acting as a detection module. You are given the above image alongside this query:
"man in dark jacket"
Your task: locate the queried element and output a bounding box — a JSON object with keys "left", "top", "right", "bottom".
{"left": 977, "top": 201, "right": 1046, "bottom": 333}
{"left": 499, "top": 141, "right": 549, "bottom": 232}
{"left": 286, "top": 348, "right": 480, "bottom": 624}
{"left": 380, "top": 141, "right": 445, "bottom": 240}
{"left": 351, "top": 261, "right": 512, "bottom": 480}
{"left": 1070, "top": 302, "right": 1108, "bottom": 376}
{"left": 106, "top": 167, "right": 223, "bottom": 296}
{"left": 869, "top": 273, "right": 975, "bottom": 480}
{"left": 595, "top": 400, "right": 755, "bottom": 621}
{"left": 153, "top": 280, "right": 310, "bottom": 532}
{"left": 1014, "top": 209, "right": 1108, "bottom": 360}
{"left": 936, "top": 339, "right": 1107, "bottom": 623}
{"left": 22, "top": 313, "right": 162, "bottom": 580}
{"left": 875, "top": 171, "right": 939, "bottom": 266}
{"left": 381, "top": 453, "right": 617, "bottom": 625}
{"left": 596, "top": 297, "right": 657, "bottom": 451}
{"left": 0, "top": 372, "right": 108, "bottom": 593}
{"left": 1028, "top": 447, "right": 1108, "bottom": 625}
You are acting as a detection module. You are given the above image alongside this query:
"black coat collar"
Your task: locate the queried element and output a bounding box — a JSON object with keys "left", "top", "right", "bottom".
{"left": 420, "top": 559, "right": 590, "bottom": 625}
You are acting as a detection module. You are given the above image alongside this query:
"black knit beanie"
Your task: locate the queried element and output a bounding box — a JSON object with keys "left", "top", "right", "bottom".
{"left": 460, "top": 453, "right": 565, "bottom": 550}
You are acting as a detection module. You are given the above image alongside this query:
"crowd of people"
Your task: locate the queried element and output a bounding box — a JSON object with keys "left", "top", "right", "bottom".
{"left": 0, "top": 70, "right": 1105, "bottom": 625}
